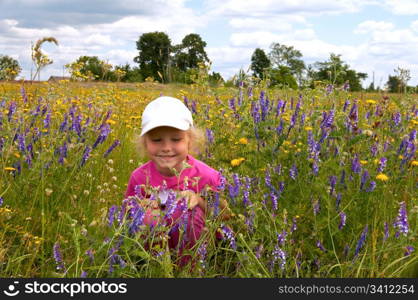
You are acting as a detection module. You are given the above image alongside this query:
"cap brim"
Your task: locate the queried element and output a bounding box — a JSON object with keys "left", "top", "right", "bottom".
{"left": 140, "top": 120, "right": 191, "bottom": 136}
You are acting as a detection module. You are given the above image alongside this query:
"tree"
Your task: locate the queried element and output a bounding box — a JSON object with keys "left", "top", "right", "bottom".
{"left": 134, "top": 32, "right": 172, "bottom": 82}
{"left": 269, "top": 66, "right": 298, "bottom": 89}
{"left": 0, "top": 55, "right": 22, "bottom": 80}
{"left": 386, "top": 75, "right": 401, "bottom": 93}
{"left": 269, "top": 43, "right": 305, "bottom": 85}
{"left": 208, "top": 71, "right": 224, "bottom": 86}
{"left": 394, "top": 66, "right": 411, "bottom": 93}
{"left": 311, "top": 53, "right": 367, "bottom": 91}
{"left": 250, "top": 48, "right": 271, "bottom": 79}
{"left": 31, "top": 37, "right": 58, "bottom": 80}
{"left": 113, "top": 63, "right": 143, "bottom": 82}
{"left": 65, "top": 56, "right": 113, "bottom": 81}
{"left": 173, "top": 33, "right": 209, "bottom": 71}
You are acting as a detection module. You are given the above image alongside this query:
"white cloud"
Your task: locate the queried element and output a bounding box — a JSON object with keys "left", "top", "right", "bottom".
{"left": 355, "top": 21, "right": 395, "bottom": 34}
{"left": 0, "top": 1, "right": 209, "bottom": 80}
{"left": 206, "top": 0, "right": 371, "bottom": 17}
{"left": 228, "top": 16, "right": 307, "bottom": 31}
{"left": 383, "top": 0, "right": 418, "bottom": 15}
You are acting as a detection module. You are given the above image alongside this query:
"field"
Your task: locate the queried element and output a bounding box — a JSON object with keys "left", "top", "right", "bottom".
{"left": 0, "top": 80, "right": 417, "bottom": 278}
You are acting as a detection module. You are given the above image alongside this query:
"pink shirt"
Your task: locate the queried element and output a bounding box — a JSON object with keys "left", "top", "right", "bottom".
{"left": 125, "top": 155, "right": 221, "bottom": 198}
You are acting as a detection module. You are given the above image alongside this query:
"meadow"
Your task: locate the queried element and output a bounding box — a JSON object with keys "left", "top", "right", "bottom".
{"left": 0, "top": 80, "right": 416, "bottom": 278}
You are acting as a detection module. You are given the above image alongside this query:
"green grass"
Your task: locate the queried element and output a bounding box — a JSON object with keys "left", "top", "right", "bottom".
{"left": 0, "top": 81, "right": 416, "bottom": 277}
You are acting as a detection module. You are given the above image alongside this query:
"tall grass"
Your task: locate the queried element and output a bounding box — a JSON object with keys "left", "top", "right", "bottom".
{"left": 0, "top": 81, "right": 416, "bottom": 277}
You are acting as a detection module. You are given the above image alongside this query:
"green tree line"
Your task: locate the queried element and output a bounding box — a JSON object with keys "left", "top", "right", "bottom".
{"left": 0, "top": 32, "right": 415, "bottom": 92}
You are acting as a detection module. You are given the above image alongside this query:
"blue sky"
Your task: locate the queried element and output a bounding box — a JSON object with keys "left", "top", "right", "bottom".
{"left": 1, "top": 0, "right": 418, "bottom": 88}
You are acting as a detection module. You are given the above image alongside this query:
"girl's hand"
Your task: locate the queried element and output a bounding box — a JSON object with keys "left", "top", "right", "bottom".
{"left": 179, "top": 190, "right": 205, "bottom": 211}
{"left": 139, "top": 199, "right": 159, "bottom": 209}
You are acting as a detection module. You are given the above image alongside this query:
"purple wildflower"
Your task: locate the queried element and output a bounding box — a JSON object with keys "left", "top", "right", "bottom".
{"left": 312, "top": 161, "right": 319, "bottom": 176}
{"left": 191, "top": 100, "right": 197, "bottom": 114}
{"left": 324, "top": 110, "right": 335, "bottom": 128}
{"left": 277, "top": 230, "right": 287, "bottom": 246}
{"left": 409, "top": 129, "right": 417, "bottom": 142}
{"left": 370, "top": 143, "right": 378, "bottom": 157}
{"left": 326, "top": 84, "right": 333, "bottom": 94}
{"left": 85, "top": 249, "right": 94, "bottom": 263}
{"left": 0, "top": 197, "right": 3, "bottom": 206}
{"left": 343, "top": 81, "right": 350, "bottom": 91}
{"left": 316, "top": 240, "right": 327, "bottom": 252}
{"left": 17, "top": 134, "right": 26, "bottom": 153}
{"left": 58, "top": 142, "right": 68, "bottom": 164}
{"left": 80, "top": 270, "right": 87, "bottom": 278}
{"left": 354, "top": 225, "right": 368, "bottom": 258}
{"left": 279, "top": 181, "right": 285, "bottom": 193}
{"left": 108, "top": 205, "right": 118, "bottom": 227}
{"left": 289, "top": 164, "right": 298, "bottom": 180}
{"left": 290, "top": 217, "right": 297, "bottom": 233}
{"left": 377, "top": 157, "right": 387, "bottom": 173}
{"left": 351, "top": 155, "right": 362, "bottom": 174}
{"left": 393, "top": 201, "right": 409, "bottom": 237}
{"left": 164, "top": 190, "right": 178, "bottom": 219}
{"left": 270, "top": 192, "right": 278, "bottom": 210}
{"left": 404, "top": 246, "right": 414, "bottom": 256}
{"left": 255, "top": 244, "right": 264, "bottom": 259}
{"left": 103, "top": 140, "right": 120, "bottom": 157}
{"left": 217, "top": 171, "right": 226, "bottom": 191}
{"left": 206, "top": 128, "right": 214, "bottom": 144}
{"left": 272, "top": 245, "right": 286, "bottom": 270}
{"left": 53, "top": 242, "right": 65, "bottom": 272}
{"left": 276, "top": 99, "right": 284, "bottom": 117}
{"left": 343, "top": 99, "right": 350, "bottom": 112}
{"left": 80, "top": 146, "right": 91, "bottom": 167}
{"left": 366, "top": 181, "right": 376, "bottom": 192}
{"left": 221, "top": 224, "right": 236, "bottom": 250}
{"left": 43, "top": 111, "right": 51, "bottom": 129}
{"left": 7, "top": 101, "right": 16, "bottom": 122}
{"left": 275, "top": 164, "right": 282, "bottom": 175}
{"left": 339, "top": 211, "right": 346, "bottom": 230}
{"left": 360, "top": 170, "right": 369, "bottom": 191}
{"left": 276, "top": 119, "right": 284, "bottom": 135}
{"left": 383, "top": 222, "right": 389, "bottom": 242}
{"left": 198, "top": 242, "right": 208, "bottom": 269}
{"left": 93, "top": 124, "right": 111, "bottom": 149}
{"left": 129, "top": 205, "right": 145, "bottom": 235}
{"left": 392, "top": 112, "right": 401, "bottom": 126}
{"left": 313, "top": 198, "right": 320, "bottom": 215}
{"left": 242, "top": 177, "right": 251, "bottom": 207}
{"left": 335, "top": 193, "right": 342, "bottom": 211}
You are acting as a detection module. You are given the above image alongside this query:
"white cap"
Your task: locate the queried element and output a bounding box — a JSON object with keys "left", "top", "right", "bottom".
{"left": 140, "top": 96, "right": 193, "bottom": 136}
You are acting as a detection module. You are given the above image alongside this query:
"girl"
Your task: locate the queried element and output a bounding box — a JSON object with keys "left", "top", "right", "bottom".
{"left": 125, "top": 96, "right": 231, "bottom": 267}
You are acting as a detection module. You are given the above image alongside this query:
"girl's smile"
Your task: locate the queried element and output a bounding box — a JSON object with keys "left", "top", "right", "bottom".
{"left": 145, "top": 126, "right": 190, "bottom": 176}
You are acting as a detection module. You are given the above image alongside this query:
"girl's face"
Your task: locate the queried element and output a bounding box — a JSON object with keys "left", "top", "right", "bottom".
{"left": 144, "top": 126, "right": 190, "bottom": 176}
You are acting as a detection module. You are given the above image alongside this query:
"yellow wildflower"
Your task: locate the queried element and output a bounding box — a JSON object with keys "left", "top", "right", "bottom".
{"left": 366, "top": 99, "right": 377, "bottom": 105}
{"left": 360, "top": 160, "right": 368, "bottom": 165}
{"left": 230, "top": 157, "right": 245, "bottom": 167}
{"left": 304, "top": 126, "right": 313, "bottom": 131}
{"left": 4, "top": 167, "right": 16, "bottom": 171}
{"left": 376, "top": 173, "right": 389, "bottom": 181}
{"left": 411, "top": 161, "right": 418, "bottom": 166}
{"left": 238, "top": 137, "right": 248, "bottom": 145}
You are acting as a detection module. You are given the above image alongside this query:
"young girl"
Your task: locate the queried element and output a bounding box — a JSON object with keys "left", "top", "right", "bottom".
{"left": 125, "top": 96, "right": 231, "bottom": 267}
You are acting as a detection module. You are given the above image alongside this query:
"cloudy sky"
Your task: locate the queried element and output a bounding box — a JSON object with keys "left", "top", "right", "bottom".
{"left": 2, "top": 0, "right": 418, "bottom": 87}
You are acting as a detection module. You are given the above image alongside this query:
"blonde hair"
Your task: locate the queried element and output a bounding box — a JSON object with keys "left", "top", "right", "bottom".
{"left": 136, "top": 127, "right": 206, "bottom": 159}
